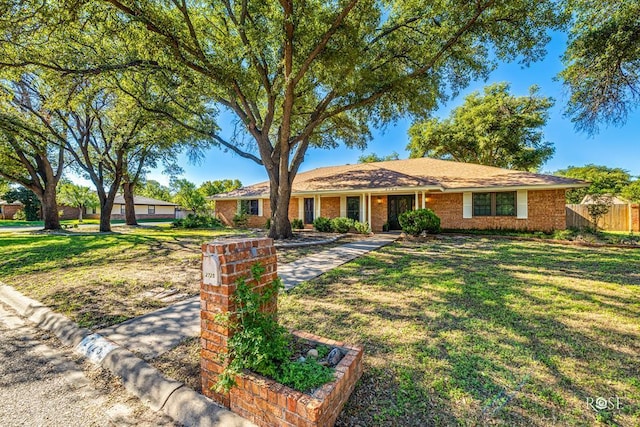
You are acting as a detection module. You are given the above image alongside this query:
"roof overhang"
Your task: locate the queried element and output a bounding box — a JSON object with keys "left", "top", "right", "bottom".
{"left": 211, "top": 182, "right": 586, "bottom": 200}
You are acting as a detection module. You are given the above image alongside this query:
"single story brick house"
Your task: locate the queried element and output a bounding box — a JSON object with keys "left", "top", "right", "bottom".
{"left": 0, "top": 199, "right": 23, "bottom": 219}
{"left": 87, "top": 195, "right": 179, "bottom": 220}
{"left": 211, "top": 158, "right": 587, "bottom": 232}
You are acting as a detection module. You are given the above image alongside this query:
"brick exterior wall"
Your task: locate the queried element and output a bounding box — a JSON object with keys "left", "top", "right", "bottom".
{"left": 0, "top": 205, "right": 22, "bottom": 219}
{"left": 216, "top": 189, "right": 567, "bottom": 232}
{"left": 428, "top": 189, "right": 566, "bottom": 232}
{"left": 370, "top": 195, "right": 388, "bottom": 232}
{"left": 320, "top": 197, "right": 340, "bottom": 219}
{"left": 58, "top": 205, "right": 82, "bottom": 220}
{"left": 200, "top": 237, "right": 364, "bottom": 427}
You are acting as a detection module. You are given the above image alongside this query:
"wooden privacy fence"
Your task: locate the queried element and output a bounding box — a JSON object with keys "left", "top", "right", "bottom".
{"left": 566, "top": 204, "right": 640, "bottom": 232}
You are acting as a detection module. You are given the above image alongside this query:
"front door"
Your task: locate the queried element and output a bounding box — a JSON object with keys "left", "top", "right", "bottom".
{"left": 387, "top": 195, "right": 414, "bottom": 230}
{"left": 304, "top": 198, "right": 315, "bottom": 224}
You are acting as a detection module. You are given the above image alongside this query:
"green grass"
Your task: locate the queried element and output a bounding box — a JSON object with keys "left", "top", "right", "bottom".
{"left": 442, "top": 227, "right": 640, "bottom": 245}
{"left": 279, "top": 236, "right": 640, "bottom": 426}
{"left": 0, "top": 226, "right": 248, "bottom": 327}
{"left": 0, "top": 218, "right": 174, "bottom": 227}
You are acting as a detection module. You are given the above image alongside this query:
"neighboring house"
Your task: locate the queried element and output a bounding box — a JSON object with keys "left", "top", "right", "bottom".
{"left": 89, "top": 195, "right": 178, "bottom": 220}
{"left": 0, "top": 199, "right": 23, "bottom": 219}
{"left": 580, "top": 194, "right": 628, "bottom": 205}
{"left": 211, "top": 158, "right": 587, "bottom": 232}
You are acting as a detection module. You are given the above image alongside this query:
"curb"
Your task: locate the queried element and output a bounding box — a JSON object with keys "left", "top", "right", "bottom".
{"left": 0, "top": 283, "right": 256, "bottom": 427}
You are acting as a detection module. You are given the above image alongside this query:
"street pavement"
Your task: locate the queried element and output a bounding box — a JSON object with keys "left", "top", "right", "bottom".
{"left": 0, "top": 221, "right": 174, "bottom": 233}
{"left": 0, "top": 302, "right": 176, "bottom": 426}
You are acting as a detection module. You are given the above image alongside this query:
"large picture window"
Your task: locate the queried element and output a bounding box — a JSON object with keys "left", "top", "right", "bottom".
{"left": 346, "top": 196, "right": 360, "bottom": 221}
{"left": 241, "top": 199, "right": 259, "bottom": 216}
{"left": 472, "top": 192, "right": 516, "bottom": 217}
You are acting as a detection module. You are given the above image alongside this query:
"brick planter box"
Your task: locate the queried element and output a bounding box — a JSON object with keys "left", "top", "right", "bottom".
{"left": 228, "top": 331, "right": 363, "bottom": 427}
{"left": 200, "top": 237, "right": 363, "bottom": 427}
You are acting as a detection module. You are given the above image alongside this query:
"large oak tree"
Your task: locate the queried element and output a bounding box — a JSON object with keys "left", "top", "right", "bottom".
{"left": 561, "top": 0, "right": 640, "bottom": 133}
{"left": 407, "top": 83, "right": 555, "bottom": 171}
{"left": 3, "top": 0, "right": 565, "bottom": 238}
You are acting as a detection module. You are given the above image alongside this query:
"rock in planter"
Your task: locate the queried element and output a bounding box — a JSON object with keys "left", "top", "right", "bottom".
{"left": 327, "top": 347, "right": 343, "bottom": 367}
{"left": 307, "top": 348, "right": 319, "bottom": 359}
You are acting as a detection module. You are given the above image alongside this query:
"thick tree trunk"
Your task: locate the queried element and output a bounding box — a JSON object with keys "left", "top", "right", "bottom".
{"left": 268, "top": 179, "right": 293, "bottom": 239}
{"left": 122, "top": 182, "right": 138, "bottom": 226}
{"left": 99, "top": 196, "right": 116, "bottom": 232}
{"left": 78, "top": 207, "right": 83, "bottom": 222}
{"left": 40, "top": 186, "right": 61, "bottom": 230}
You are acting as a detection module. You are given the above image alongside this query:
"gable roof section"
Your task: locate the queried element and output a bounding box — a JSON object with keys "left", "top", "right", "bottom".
{"left": 213, "top": 158, "right": 587, "bottom": 199}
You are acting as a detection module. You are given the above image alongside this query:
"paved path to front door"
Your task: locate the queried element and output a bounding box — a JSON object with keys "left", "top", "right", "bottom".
{"left": 97, "top": 233, "right": 400, "bottom": 359}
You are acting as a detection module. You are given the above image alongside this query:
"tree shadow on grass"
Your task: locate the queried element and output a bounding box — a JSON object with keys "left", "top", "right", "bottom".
{"left": 281, "top": 237, "right": 640, "bottom": 426}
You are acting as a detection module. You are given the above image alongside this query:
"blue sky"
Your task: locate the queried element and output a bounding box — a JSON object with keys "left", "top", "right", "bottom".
{"left": 147, "top": 32, "right": 640, "bottom": 188}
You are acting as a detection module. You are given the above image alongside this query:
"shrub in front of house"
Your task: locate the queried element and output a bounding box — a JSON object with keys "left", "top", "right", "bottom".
{"left": 330, "top": 217, "right": 354, "bottom": 233}
{"left": 313, "top": 217, "right": 333, "bottom": 232}
{"left": 232, "top": 212, "right": 249, "bottom": 228}
{"left": 291, "top": 218, "right": 304, "bottom": 230}
{"left": 172, "top": 213, "right": 222, "bottom": 229}
{"left": 12, "top": 209, "right": 26, "bottom": 220}
{"left": 354, "top": 221, "right": 371, "bottom": 234}
{"left": 398, "top": 209, "right": 441, "bottom": 236}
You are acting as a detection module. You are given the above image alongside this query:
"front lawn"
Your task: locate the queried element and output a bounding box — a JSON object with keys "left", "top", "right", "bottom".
{"left": 0, "top": 227, "right": 248, "bottom": 327}
{"left": 279, "top": 237, "right": 640, "bottom": 426}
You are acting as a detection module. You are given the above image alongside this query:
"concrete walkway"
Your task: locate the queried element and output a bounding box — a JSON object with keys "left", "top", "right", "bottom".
{"left": 98, "top": 233, "right": 400, "bottom": 358}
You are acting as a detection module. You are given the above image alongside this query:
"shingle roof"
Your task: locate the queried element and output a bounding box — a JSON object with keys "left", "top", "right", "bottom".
{"left": 112, "top": 195, "right": 178, "bottom": 206}
{"left": 0, "top": 199, "right": 23, "bottom": 206}
{"left": 212, "top": 158, "right": 587, "bottom": 199}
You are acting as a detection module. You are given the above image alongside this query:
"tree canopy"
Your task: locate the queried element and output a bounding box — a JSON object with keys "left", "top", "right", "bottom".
{"left": 199, "top": 179, "right": 242, "bottom": 197}
{"left": 0, "top": 0, "right": 565, "bottom": 238}
{"left": 560, "top": 0, "right": 640, "bottom": 133}
{"left": 57, "top": 181, "right": 99, "bottom": 222}
{"left": 555, "top": 164, "right": 632, "bottom": 203}
{"left": 408, "top": 83, "right": 555, "bottom": 171}
{"left": 621, "top": 180, "right": 640, "bottom": 203}
{"left": 358, "top": 152, "right": 400, "bottom": 163}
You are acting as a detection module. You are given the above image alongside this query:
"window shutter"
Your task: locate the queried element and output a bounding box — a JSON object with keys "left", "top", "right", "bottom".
{"left": 463, "top": 192, "right": 472, "bottom": 219}
{"left": 298, "top": 197, "right": 304, "bottom": 220}
{"left": 517, "top": 190, "right": 528, "bottom": 219}
{"left": 258, "top": 199, "right": 264, "bottom": 216}
{"left": 340, "top": 196, "right": 346, "bottom": 217}
{"left": 236, "top": 200, "right": 241, "bottom": 214}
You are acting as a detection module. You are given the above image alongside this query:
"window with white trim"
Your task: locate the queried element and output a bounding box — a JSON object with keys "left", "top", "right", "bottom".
{"left": 148, "top": 205, "right": 156, "bottom": 214}
{"left": 472, "top": 192, "right": 516, "bottom": 217}
{"left": 240, "top": 199, "right": 259, "bottom": 216}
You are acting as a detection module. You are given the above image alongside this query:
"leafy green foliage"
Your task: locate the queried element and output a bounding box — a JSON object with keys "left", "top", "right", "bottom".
{"left": 0, "top": 0, "right": 565, "bottom": 239}
{"left": 561, "top": 0, "right": 640, "bottom": 133}
{"left": 555, "top": 164, "right": 632, "bottom": 203}
{"left": 198, "top": 179, "right": 242, "bottom": 197}
{"left": 57, "top": 181, "right": 99, "bottom": 221}
{"left": 354, "top": 221, "right": 371, "bottom": 234}
{"left": 171, "top": 179, "right": 209, "bottom": 214}
{"left": 4, "top": 186, "right": 40, "bottom": 220}
{"left": 12, "top": 209, "right": 26, "bottom": 220}
{"left": 358, "top": 152, "right": 400, "bottom": 163}
{"left": 217, "top": 264, "right": 333, "bottom": 393}
{"left": 621, "top": 180, "right": 640, "bottom": 203}
{"left": 408, "top": 83, "right": 555, "bottom": 171}
{"left": 313, "top": 217, "right": 333, "bottom": 232}
{"left": 291, "top": 218, "right": 304, "bottom": 230}
{"left": 398, "top": 209, "right": 441, "bottom": 236}
{"left": 137, "top": 180, "right": 172, "bottom": 202}
{"left": 171, "top": 214, "right": 221, "bottom": 229}
{"left": 232, "top": 212, "right": 249, "bottom": 229}
{"left": 330, "top": 217, "right": 354, "bottom": 233}
{"left": 279, "top": 359, "right": 334, "bottom": 393}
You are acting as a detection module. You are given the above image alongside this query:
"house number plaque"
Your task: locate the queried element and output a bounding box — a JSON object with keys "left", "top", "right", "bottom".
{"left": 203, "top": 251, "right": 221, "bottom": 286}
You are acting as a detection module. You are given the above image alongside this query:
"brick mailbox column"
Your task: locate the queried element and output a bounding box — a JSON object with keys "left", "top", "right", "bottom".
{"left": 200, "top": 237, "right": 278, "bottom": 407}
